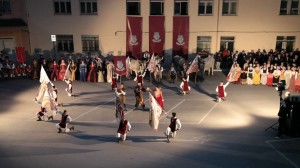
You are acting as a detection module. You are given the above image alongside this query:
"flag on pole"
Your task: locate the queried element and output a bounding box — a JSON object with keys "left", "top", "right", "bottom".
{"left": 149, "top": 92, "right": 163, "bottom": 130}
{"left": 226, "top": 62, "right": 237, "bottom": 82}
{"left": 39, "top": 66, "right": 50, "bottom": 84}
{"left": 63, "top": 63, "right": 71, "bottom": 80}
{"left": 186, "top": 55, "right": 199, "bottom": 74}
{"left": 147, "top": 53, "right": 156, "bottom": 73}
{"left": 125, "top": 57, "right": 131, "bottom": 78}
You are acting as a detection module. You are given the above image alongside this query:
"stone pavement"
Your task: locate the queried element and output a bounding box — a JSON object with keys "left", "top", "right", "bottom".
{"left": 0, "top": 72, "right": 299, "bottom": 168}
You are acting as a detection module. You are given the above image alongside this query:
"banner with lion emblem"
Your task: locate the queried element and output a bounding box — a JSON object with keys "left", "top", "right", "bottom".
{"left": 173, "top": 16, "right": 189, "bottom": 58}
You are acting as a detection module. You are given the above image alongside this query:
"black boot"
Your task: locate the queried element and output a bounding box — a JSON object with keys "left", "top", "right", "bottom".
{"left": 58, "top": 128, "right": 62, "bottom": 133}
{"left": 37, "top": 117, "right": 42, "bottom": 121}
{"left": 47, "top": 116, "right": 53, "bottom": 120}
{"left": 142, "top": 104, "right": 145, "bottom": 110}
{"left": 124, "top": 104, "right": 127, "bottom": 111}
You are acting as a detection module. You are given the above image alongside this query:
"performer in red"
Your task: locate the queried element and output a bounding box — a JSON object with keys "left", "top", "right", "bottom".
{"left": 216, "top": 81, "right": 230, "bottom": 102}
{"left": 58, "top": 59, "right": 67, "bottom": 80}
{"left": 26, "top": 65, "right": 32, "bottom": 79}
{"left": 51, "top": 60, "right": 59, "bottom": 81}
{"left": 117, "top": 118, "right": 131, "bottom": 142}
{"left": 180, "top": 75, "right": 190, "bottom": 95}
{"left": 56, "top": 110, "right": 74, "bottom": 133}
{"left": 87, "top": 61, "right": 97, "bottom": 82}
{"left": 135, "top": 72, "right": 145, "bottom": 86}
{"left": 165, "top": 112, "right": 182, "bottom": 143}
{"left": 134, "top": 82, "right": 147, "bottom": 110}
{"left": 15, "top": 65, "right": 22, "bottom": 78}
{"left": 147, "top": 86, "right": 164, "bottom": 110}
{"left": 20, "top": 62, "right": 27, "bottom": 78}
{"left": 111, "top": 74, "right": 117, "bottom": 90}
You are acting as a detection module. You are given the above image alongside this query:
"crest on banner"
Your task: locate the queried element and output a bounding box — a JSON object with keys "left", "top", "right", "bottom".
{"left": 152, "top": 32, "right": 161, "bottom": 43}
{"left": 176, "top": 35, "right": 185, "bottom": 46}
{"left": 116, "top": 61, "right": 125, "bottom": 71}
{"left": 130, "top": 35, "right": 138, "bottom": 45}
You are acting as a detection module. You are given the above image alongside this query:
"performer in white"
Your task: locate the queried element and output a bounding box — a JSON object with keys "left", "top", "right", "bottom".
{"left": 64, "top": 79, "right": 72, "bottom": 96}
{"left": 155, "top": 64, "right": 163, "bottom": 83}
{"left": 56, "top": 110, "right": 74, "bottom": 133}
{"left": 165, "top": 112, "right": 182, "bottom": 143}
{"left": 117, "top": 118, "right": 131, "bottom": 142}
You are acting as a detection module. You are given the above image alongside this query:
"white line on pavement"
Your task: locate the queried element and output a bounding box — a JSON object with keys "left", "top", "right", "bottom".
{"left": 73, "top": 97, "right": 115, "bottom": 121}
{"left": 266, "top": 140, "right": 299, "bottom": 168}
{"left": 159, "top": 99, "right": 186, "bottom": 120}
{"left": 198, "top": 103, "right": 219, "bottom": 124}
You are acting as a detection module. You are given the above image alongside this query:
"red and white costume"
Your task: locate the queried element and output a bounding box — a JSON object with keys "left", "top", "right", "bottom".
{"left": 117, "top": 119, "right": 131, "bottom": 142}
{"left": 180, "top": 75, "right": 190, "bottom": 95}
{"left": 111, "top": 76, "right": 117, "bottom": 90}
{"left": 65, "top": 80, "right": 72, "bottom": 96}
{"left": 216, "top": 82, "right": 230, "bottom": 102}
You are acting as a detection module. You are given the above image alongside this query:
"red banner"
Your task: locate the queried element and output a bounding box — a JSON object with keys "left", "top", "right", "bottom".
{"left": 114, "top": 56, "right": 127, "bottom": 76}
{"left": 149, "top": 16, "right": 165, "bottom": 55}
{"left": 16, "top": 47, "right": 26, "bottom": 63}
{"left": 173, "top": 16, "right": 189, "bottom": 58}
{"left": 126, "top": 16, "right": 142, "bottom": 59}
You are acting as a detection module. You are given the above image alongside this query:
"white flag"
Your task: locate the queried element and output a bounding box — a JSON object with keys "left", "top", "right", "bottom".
{"left": 64, "top": 63, "right": 71, "bottom": 80}
{"left": 126, "top": 57, "right": 131, "bottom": 78}
{"left": 39, "top": 66, "right": 50, "bottom": 84}
{"left": 149, "top": 92, "right": 163, "bottom": 130}
{"left": 186, "top": 55, "right": 199, "bottom": 74}
{"left": 147, "top": 54, "right": 156, "bottom": 73}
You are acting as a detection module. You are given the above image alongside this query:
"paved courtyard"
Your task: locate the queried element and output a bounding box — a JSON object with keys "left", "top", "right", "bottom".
{"left": 0, "top": 72, "right": 299, "bottom": 168}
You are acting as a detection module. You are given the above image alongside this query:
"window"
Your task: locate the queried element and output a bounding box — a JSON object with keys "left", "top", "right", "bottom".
{"left": 57, "top": 35, "right": 74, "bottom": 52}
{"left": 174, "top": 0, "right": 188, "bottom": 15}
{"left": 198, "top": 0, "right": 213, "bottom": 15}
{"left": 280, "top": 0, "right": 299, "bottom": 15}
{"left": 0, "top": 0, "right": 11, "bottom": 14}
{"left": 80, "top": 0, "right": 97, "bottom": 15}
{"left": 150, "top": 0, "right": 164, "bottom": 15}
{"left": 54, "top": 0, "right": 71, "bottom": 14}
{"left": 220, "top": 36, "right": 235, "bottom": 53}
{"left": 276, "top": 36, "right": 296, "bottom": 52}
{"left": 127, "top": 0, "right": 140, "bottom": 15}
{"left": 222, "top": 0, "right": 238, "bottom": 15}
{"left": 82, "top": 35, "right": 99, "bottom": 52}
{"left": 197, "top": 36, "right": 211, "bottom": 53}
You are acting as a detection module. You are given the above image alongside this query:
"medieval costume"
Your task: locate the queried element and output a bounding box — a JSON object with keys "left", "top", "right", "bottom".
{"left": 51, "top": 61, "right": 59, "bottom": 81}
{"left": 56, "top": 110, "right": 74, "bottom": 133}
{"left": 216, "top": 81, "right": 230, "bottom": 102}
{"left": 155, "top": 64, "right": 163, "bottom": 83}
{"left": 180, "top": 75, "right": 190, "bottom": 95}
{"left": 111, "top": 75, "right": 117, "bottom": 90}
{"left": 284, "top": 66, "right": 292, "bottom": 89}
{"left": 116, "top": 83, "right": 127, "bottom": 110}
{"left": 106, "top": 61, "right": 114, "bottom": 83}
{"left": 15, "top": 65, "right": 22, "bottom": 78}
{"left": 260, "top": 64, "right": 268, "bottom": 85}
{"left": 165, "top": 112, "right": 181, "bottom": 143}
{"left": 252, "top": 65, "right": 261, "bottom": 85}
{"left": 26, "top": 65, "right": 32, "bottom": 79}
{"left": 70, "top": 60, "right": 77, "bottom": 81}
{"left": 148, "top": 86, "right": 164, "bottom": 110}
{"left": 231, "top": 63, "right": 242, "bottom": 84}
{"left": 272, "top": 66, "right": 281, "bottom": 86}
{"left": 240, "top": 64, "right": 248, "bottom": 85}
{"left": 79, "top": 60, "right": 87, "bottom": 82}
{"left": 267, "top": 65, "right": 274, "bottom": 86}
{"left": 295, "top": 69, "right": 300, "bottom": 92}
{"left": 65, "top": 79, "right": 72, "bottom": 96}
{"left": 134, "top": 72, "right": 146, "bottom": 86}
{"left": 95, "top": 57, "right": 104, "bottom": 82}
{"left": 87, "top": 61, "right": 97, "bottom": 82}
{"left": 20, "top": 62, "right": 27, "bottom": 77}
{"left": 134, "top": 83, "right": 147, "bottom": 110}
{"left": 289, "top": 67, "right": 297, "bottom": 91}
{"left": 247, "top": 64, "right": 253, "bottom": 85}
{"left": 169, "top": 64, "right": 177, "bottom": 83}
{"left": 32, "top": 59, "right": 39, "bottom": 79}
{"left": 36, "top": 107, "right": 46, "bottom": 121}
{"left": 117, "top": 119, "right": 131, "bottom": 142}
{"left": 58, "top": 60, "right": 67, "bottom": 80}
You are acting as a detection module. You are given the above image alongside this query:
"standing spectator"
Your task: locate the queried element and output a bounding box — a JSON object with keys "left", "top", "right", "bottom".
{"left": 79, "top": 60, "right": 87, "bottom": 82}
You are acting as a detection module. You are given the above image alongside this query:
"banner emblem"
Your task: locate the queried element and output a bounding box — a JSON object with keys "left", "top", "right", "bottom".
{"left": 116, "top": 60, "right": 125, "bottom": 71}
{"left": 152, "top": 32, "right": 161, "bottom": 43}
{"left": 176, "top": 35, "right": 185, "bottom": 46}
{"left": 130, "top": 35, "right": 138, "bottom": 45}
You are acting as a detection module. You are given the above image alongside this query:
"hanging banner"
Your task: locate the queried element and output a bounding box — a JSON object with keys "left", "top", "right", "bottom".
{"left": 16, "top": 47, "right": 26, "bottom": 63}
{"left": 126, "top": 16, "right": 143, "bottom": 59}
{"left": 173, "top": 16, "right": 189, "bottom": 58}
{"left": 113, "top": 56, "right": 127, "bottom": 76}
{"left": 149, "top": 16, "right": 165, "bottom": 55}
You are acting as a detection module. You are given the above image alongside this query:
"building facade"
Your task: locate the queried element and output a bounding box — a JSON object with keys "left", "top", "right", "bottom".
{"left": 0, "top": 0, "right": 30, "bottom": 56}
{"left": 5, "top": 0, "right": 300, "bottom": 58}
